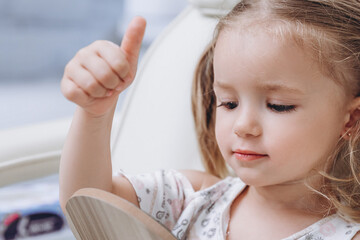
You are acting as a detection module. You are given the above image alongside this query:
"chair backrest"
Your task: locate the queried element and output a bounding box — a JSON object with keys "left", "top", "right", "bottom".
{"left": 111, "top": 0, "right": 238, "bottom": 174}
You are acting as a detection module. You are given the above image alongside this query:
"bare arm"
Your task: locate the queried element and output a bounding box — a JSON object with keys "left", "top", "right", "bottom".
{"left": 353, "top": 232, "right": 360, "bottom": 240}
{"left": 59, "top": 107, "right": 115, "bottom": 210}
{"left": 59, "top": 17, "right": 146, "bottom": 211}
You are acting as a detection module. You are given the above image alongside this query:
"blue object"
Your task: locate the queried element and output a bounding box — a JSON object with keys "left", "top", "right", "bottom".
{"left": 0, "top": 175, "right": 71, "bottom": 240}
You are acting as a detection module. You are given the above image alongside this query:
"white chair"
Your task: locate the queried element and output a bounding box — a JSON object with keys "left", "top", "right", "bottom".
{"left": 0, "top": 0, "right": 239, "bottom": 185}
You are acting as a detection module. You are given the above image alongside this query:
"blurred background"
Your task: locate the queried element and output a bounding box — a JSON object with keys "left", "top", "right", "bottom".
{"left": 0, "top": 1, "right": 188, "bottom": 239}
{"left": 0, "top": 0, "right": 187, "bottom": 130}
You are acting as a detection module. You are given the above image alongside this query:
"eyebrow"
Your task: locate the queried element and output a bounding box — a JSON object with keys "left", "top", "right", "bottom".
{"left": 258, "top": 83, "right": 304, "bottom": 95}
{"left": 214, "top": 81, "right": 304, "bottom": 95}
{"left": 213, "top": 81, "right": 236, "bottom": 90}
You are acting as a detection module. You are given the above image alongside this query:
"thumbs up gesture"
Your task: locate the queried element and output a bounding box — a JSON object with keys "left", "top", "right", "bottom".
{"left": 61, "top": 17, "right": 146, "bottom": 116}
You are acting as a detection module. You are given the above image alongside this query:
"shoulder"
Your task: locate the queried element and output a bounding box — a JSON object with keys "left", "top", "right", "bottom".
{"left": 353, "top": 232, "right": 360, "bottom": 240}
{"left": 178, "top": 169, "right": 221, "bottom": 192}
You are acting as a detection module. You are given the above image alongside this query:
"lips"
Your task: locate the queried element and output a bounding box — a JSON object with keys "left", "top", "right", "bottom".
{"left": 233, "top": 149, "right": 268, "bottom": 161}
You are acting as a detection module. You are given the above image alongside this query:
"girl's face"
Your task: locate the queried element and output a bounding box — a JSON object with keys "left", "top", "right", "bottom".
{"left": 213, "top": 27, "right": 350, "bottom": 187}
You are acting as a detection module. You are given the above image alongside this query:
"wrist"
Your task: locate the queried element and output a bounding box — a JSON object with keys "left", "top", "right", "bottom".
{"left": 76, "top": 106, "right": 115, "bottom": 124}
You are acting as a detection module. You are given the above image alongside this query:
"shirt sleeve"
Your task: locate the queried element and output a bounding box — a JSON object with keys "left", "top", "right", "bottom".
{"left": 116, "top": 169, "right": 195, "bottom": 230}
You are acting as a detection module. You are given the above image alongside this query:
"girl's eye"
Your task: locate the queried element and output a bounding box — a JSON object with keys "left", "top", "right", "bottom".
{"left": 267, "top": 103, "right": 296, "bottom": 113}
{"left": 217, "top": 101, "right": 238, "bottom": 110}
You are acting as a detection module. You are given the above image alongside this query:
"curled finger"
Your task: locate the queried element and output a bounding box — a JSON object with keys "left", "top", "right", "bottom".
{"left": 66, "top": 62, "right": 108, "bottom": 98}
{"left": 91, "top": 41, "right": 130, "bottom": 82}
{"left": 78, "top": 51, "right": 122, "bottom": 90}
{"left": 61, "top": 76, "right": 94, "bottom": 107}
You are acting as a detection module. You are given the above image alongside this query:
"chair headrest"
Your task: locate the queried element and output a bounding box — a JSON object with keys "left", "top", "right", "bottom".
{"left": 188, "top": 0, "right": 240, "bottom": 16}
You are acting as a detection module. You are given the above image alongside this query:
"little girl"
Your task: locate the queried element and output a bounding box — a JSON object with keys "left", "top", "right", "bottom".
{"left": 59, "top": 0, "right": 360, "bottom": 239}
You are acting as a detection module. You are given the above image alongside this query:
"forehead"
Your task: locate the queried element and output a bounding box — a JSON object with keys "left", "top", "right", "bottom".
{"left": 212, "top": 27, "right": 347, "bottom": 101}
{"left": 213, "top": 28, "right": 317, "bottom": 88}
{"left": 214, "top": 26, "right": 311, "bottom": 73}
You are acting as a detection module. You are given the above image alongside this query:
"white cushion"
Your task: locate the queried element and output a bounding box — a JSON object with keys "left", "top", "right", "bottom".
{"left": 111, "top": 6, "right": 220, "bottom": 174}
{"left": 188, "top": 0, "right": 240, "bottom": 16}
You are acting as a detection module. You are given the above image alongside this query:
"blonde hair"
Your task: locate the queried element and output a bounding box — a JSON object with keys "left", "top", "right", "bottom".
{"left": 192, "top": 0, "right": 360, "bottom": 222}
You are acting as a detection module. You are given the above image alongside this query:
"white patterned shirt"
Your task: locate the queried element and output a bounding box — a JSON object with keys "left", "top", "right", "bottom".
{"left": 118, "top": 169, "right": 360, "bottom": 240}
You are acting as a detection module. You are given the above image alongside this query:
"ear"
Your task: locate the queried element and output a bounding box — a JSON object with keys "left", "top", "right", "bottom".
{"left": 342, "top": 97, "right": 360, "bottom": 139}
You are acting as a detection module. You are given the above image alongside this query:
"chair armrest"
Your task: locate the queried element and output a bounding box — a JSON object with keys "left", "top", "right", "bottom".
{"left": 0, "top": 118, "right": 71, "bottom": 186}
{"left": 0, "top": 113, "right": 123, "bottom": 187}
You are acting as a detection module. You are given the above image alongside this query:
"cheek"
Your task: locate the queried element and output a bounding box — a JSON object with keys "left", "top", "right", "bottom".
{"left": 215, "top": 113, "right": 233, "bottom": 155}
{"left": 305, "top": 112, "right": 344, "bottom": 158}
{"left": 265, "top": 111, "right": 343, "bottom": 165}
{"left": 215, "top": 114, "right": 225, "bottom": 146}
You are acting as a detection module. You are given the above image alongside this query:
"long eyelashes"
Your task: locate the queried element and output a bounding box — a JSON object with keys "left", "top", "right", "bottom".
{"left": 267, "top": 103, "right": 296, "bottom": 113}
{"left": 217, "top": 101, "right": 238, "bottom": 110}
{"left": 217, "top": 101, "right": 296, "bottom": 113}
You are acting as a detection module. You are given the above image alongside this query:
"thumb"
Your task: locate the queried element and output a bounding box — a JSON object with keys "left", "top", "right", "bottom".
{"left": 120, "top": 16, "right": 146, "bottom": 74}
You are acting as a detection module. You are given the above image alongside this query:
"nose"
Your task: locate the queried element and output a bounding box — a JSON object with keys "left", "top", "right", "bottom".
{"left": 233, "top": 108, "right": 262, "bottom": 138}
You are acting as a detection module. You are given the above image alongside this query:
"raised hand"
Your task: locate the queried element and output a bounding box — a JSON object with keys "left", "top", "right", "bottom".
{"left": 61, "top": 17, "right": 146, "bottom": 116}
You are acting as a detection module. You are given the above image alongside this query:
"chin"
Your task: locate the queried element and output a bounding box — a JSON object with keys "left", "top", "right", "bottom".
{"left": 234, "top": 170, "right": 270, "bottom": 187}
{"left": 239, "top": 179, "right": 269, "bottom": 187}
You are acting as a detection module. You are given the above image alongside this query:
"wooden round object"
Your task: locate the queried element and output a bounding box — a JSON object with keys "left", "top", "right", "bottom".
{"left": 65, "top": 188, "right": 176, "bottom": 240}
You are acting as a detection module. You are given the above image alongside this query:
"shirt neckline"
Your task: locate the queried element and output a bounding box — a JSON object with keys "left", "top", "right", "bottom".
{"left": 215, "top": 177, "right": 338, "bottom": 239}
{"left": 281, "top": 214, "right": 337, "bottom": 240}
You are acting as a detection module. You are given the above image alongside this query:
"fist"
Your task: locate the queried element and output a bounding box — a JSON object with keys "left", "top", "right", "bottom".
{"left": 61, "top": 17, "right": 146, "bottom": 116}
